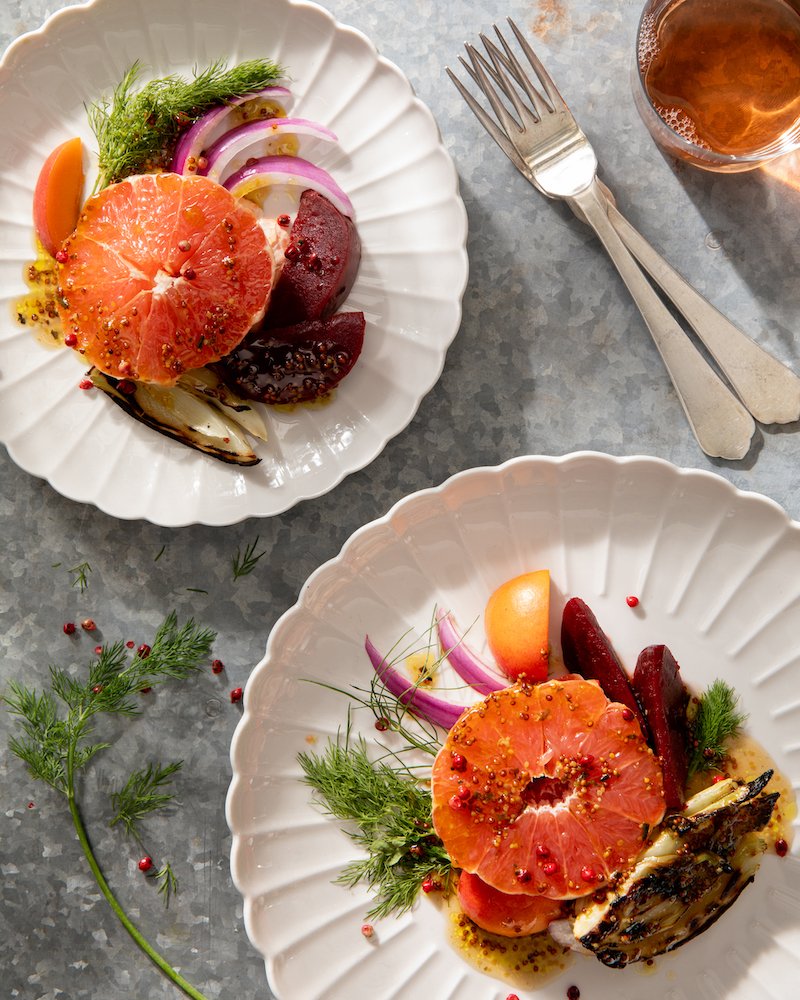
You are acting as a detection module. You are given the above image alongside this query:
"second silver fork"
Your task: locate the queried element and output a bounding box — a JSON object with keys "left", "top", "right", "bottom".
{"left": 449, "top": 21, "right": 799, "bottom": 458}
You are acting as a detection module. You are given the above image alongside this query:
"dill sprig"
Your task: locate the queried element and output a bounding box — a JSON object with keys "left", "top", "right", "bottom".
{"left": 5, "top": 612, "right": 215, "bottom": 1000}
{"left": 231, "top": 535, "right": 266, "bottom": 579}
{"left": 688, "top": 679, "right": 748, "bottom": 776}
{"left": 299, "top": 736, "right": 452, "bottom": 920}
{"left": 154, "top": 862, "right": 180, "bottom": 908}
{"left": 88, "top": 58, "right": 284, "bottom": 189}
{"left": 110, "top": 761, "right": 183, "bottom": 839}
{"left": 69, "top": 560, "right": 92, "bottom": 592}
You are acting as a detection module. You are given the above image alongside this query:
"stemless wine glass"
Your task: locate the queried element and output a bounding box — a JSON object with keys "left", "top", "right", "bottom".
{"left": 633, "top": 0, "right": 800, "bottom": 172}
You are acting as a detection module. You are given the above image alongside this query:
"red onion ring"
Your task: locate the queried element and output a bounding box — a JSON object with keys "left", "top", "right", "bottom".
{"left": 364, "top": 635, "right": 465, "bottom": 730}
{"left": 223, "top": 155, "right": 355, "bottom": 218}
{"left": 170, "top": 85, "right": 293, "bottom": 174}
{"left": 436, "top": 611, "right": 507, "bottom": 695}
{"left": 201, "top": 117, "right": 338, "bottom": 183}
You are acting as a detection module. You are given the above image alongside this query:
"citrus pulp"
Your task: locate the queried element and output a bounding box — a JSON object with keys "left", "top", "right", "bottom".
{"left": 57, "top": 173, "right": 273, "bottom": 384}
{"left": 431, "top": 677, "right": 666, "bottom": 899}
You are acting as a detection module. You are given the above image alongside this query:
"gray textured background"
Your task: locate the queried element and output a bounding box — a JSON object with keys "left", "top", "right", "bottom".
{"left": 2, "top": 0, "right": 799, "bottom": 998}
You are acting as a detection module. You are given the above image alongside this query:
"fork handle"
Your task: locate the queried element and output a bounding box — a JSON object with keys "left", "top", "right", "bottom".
{"left": 597, "top": 188, "right": 800, "bottom": 425}
{"left": 568, "top": 183, "right": 755, "bottom": 460}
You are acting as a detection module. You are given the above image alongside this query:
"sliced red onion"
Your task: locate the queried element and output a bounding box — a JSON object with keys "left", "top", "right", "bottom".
{"left": 436, "top": 611, "right": 507, "bottom": 695}
{"left": 223, "top": 155, "right": 354, "bottom": 218}
{"left": 170, "top": 86, "right": 293, "bottom": 174}
{"left": 202, "top": 117, "right": 338, "bottom": 183}
{"left": 364, "top": 635, "right": 465, "bottom": 730}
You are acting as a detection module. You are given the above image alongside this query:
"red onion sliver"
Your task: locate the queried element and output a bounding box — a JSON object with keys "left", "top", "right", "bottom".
{"left": 223, "top": 154, "right": 355, "bottom": 218}
{"left": 202, "top": 117, "right": 338, "bottom": 183}
{"left": 170, "top": 85, "right": 293, "bottom": 174}
{"left": 436, "top": 611, "right": 507, "bottom": 695}
{"left": 364, "top": 635, "right": 464, "bottom": 730}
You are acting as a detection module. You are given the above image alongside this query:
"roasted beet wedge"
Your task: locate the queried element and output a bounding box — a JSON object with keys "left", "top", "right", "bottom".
{"left": 560, "top": 597, "right": 648, "bottom": 737}
{"left": 266, "top": 189, "right": 361, "bottom": 327}
{"left": 216, "top": 311, "right": 365, "bottom": 404}
{"left": 632, "top": 645, "right": 690, "bottom": 810}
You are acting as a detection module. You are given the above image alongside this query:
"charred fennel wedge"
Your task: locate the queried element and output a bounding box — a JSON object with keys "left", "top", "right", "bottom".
{"left": 88, "top": 368, "right": 267, "bottom": 466}
{"left": 554, "top": 771, "right": 778, "bottom": 968}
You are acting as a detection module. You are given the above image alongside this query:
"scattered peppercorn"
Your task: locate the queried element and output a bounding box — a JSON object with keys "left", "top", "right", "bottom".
{"left": 211, "top": 659, "right": 225, "bottom": 674}
{"left": 374, "top": 717, "right": 390, "bottom": 732}
{"left": 81, "top": 618, "right": 96, "bottom": 632}
{"left": 776, "top": 838, "right": 789, "bottom": 857}
{"left": 360, "top": 923, "right": 374, "bottom": 938}
{"left": 137, "top": 643, "right": 151, "bottom": 659}
{"left": 27, "top": 802, "right": 35, "bottom": 809}
{"left": 567, "top": 987, "right": 581, "bottom": 1000}
{"left": 63, "top": 622, "right": 76, "bottom": 635}
{"left": 64, "top": 332, "right": 78, "bottom": 347}
{"left": 230, "top": 687, "right": 243, "bottom": 703}
{"left": 138, "top": 856, "right": 153, "bottom": 872}
{"left": 626, "top": 595, "right": 639, "bottom": 608}
{"left": 78, "top": 378, "right": 94, "bottom": 390}
{"left": 126, "top": 640, "right": 135, "bottom": 649}
{"left": 94, "top": 645, "right": 103, "bottom": 655}
{"left": 421, "top": 875, "right": 441, "bottom": 893}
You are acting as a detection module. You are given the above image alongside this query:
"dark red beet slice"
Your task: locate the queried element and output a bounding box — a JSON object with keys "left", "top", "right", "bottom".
{"left": 216, "top": 311, "right": 365, "bottom": 404}
{"left": 632, "top": 645, "right": 690, "bottom": 810}
{"left": 266, "top": 189, "right": 361, "bottom": 327}
{"left": 560, "top": 597, "right": 649, "bottom": 737}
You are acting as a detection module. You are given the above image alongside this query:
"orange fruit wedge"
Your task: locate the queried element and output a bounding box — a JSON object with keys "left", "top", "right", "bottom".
{"left": 432, "top": 677, "right": 665, "bottom": 900}
{"left": 57, "top": 173, "right": 273, "bottom": 384}
{"left": 33, "top": 136, "right": 85, "bottom": 258}
{"left": 484, "top": 570, "right": 550, "bottom": 681}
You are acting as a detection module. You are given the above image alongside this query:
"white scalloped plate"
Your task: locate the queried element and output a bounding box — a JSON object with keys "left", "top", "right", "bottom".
{"left": 227, "top": 452, "right": 800, "bottom": 1000}
{"left": 0, "top": 0, "right": 467, "bottom": 526}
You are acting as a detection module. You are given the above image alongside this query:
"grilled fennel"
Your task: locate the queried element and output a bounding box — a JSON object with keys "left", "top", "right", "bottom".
{"left": 89, "top": 367, "right": 267, "bottom": 465}
{"left": 555, "top": 771, "right": 778, "bottom": 968}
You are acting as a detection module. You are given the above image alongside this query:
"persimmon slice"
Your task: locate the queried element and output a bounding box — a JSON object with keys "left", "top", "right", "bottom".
{"left": 431, "top": 677, "right": 666, "bottom": 900}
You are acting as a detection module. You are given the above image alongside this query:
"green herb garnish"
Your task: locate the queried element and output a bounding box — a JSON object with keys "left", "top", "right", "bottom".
{"left": 69, "top": 560, "right": 92, "bottom": 592}
{"left": 688, "top": 679, "right": 747, "bottom": 776}
{"left": 299, "top": 736, "right": 452, "bottom": 919}
{"left": 110, "top": 760, "right": 183, "bottom": 838}
{"left": 5, "top": 612, "right": 215, "bottom": 1000}
{"left": 88, "top": 58, "right": 283, "bottom": 190}
{"left": 231, "top": 535, "right": 266, "bottom": 579}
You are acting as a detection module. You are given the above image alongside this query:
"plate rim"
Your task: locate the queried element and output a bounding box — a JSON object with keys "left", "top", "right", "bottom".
{"left": 0, "top": 0, "right": 469, "bottom": 526}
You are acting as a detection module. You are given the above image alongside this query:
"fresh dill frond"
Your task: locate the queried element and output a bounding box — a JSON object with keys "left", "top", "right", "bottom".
{"left": 4, "top": 614, "right": 217, "bottom": 998}
{"left": 89, "top": 58, "right": 284, "bottom": 189}
{"left": 299, "top": 736, "right": 452, "bottom": 919}
{"left": 69, "top": 561, "right": 92, "bottom": 592}
{"left": 110, "top": 761, "right": 183, "bottom": 839}
{"left": 231, "top": 535, "right": 266, "bottom": 579}
{"left": 688, "top": 679, "right": 747, "bottom": 776}
{"left": 154, "top": 862, "right": 180, "bottom": 908}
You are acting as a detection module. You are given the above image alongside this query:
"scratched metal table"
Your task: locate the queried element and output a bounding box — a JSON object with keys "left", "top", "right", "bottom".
{"left": 2, "top": 0, "right": 800, "bottom": 998}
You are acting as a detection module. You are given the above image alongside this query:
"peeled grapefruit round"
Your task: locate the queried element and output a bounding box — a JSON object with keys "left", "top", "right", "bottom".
{"left": 56, "top": 173, "right": 273, "bottom": 384}
{"left": 431, "top": 677, "right": 665, "bottom": 900}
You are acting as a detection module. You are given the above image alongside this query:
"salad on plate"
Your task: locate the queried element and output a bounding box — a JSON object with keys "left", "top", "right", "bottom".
{"left": 301, "top": 568, "right": 794, "bottom": 990}
{"left": 21, "top": 58, "right": 365, "bottom": 466}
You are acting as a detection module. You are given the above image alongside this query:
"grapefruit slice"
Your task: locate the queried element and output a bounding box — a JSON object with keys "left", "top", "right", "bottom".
{"left": 431, "top": 677, "right": 666, "bottom": 900}
{"left": 57, "top": 173, "right": 273, "bottom": 384}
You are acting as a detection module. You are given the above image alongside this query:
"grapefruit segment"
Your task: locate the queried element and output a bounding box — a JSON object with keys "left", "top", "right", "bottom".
{"left": 431, "top": 678, "right": 665, "bottom": 900}
{"left": 56, "top": 173, "right": 273, "bottom": 384}
{"left": 457, "top": 871, "right": 563, "bottom": 937}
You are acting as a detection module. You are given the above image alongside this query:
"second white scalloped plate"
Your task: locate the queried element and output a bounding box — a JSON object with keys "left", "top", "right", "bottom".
{"left": 0, "top": 0, "right": 467, "bottom": 525}
{"left": 227, "top": 452, "right": 800, "bottom": 1000}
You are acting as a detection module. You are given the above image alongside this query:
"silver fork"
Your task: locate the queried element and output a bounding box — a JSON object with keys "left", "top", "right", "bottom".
{"left": 448, "top": 20, "right": 759, "bottom": 460}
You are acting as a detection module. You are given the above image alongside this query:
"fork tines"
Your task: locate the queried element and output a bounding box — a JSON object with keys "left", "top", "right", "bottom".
{"left": 447, "top": 18, "right": 570, "bottom": 173}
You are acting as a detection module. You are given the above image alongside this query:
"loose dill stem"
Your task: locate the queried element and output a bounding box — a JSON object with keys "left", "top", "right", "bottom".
{"left": 65, "top": 745, "right": 207, "bottom": 1000}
